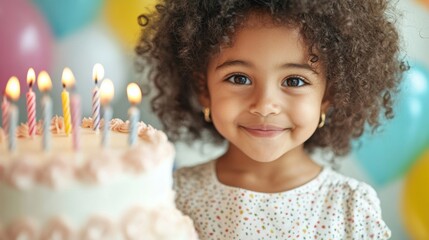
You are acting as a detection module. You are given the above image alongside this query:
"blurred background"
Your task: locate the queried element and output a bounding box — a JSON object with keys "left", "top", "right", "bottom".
{"left": 0, "top": 0, "right": 428, "bottom": 239}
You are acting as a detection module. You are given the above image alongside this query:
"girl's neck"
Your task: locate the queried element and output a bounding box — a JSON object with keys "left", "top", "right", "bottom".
{"left": 216, "top": 144, "right": 322, "bottom": 193}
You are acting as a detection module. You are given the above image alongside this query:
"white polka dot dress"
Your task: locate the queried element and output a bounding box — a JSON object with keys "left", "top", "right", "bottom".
{"left": 174, "top": 160, "right": 391, "bottom": 240}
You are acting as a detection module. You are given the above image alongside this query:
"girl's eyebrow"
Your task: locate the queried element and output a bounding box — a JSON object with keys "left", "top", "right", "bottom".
{"left": 216, "top": 59, "right": 319, "bottom": 74}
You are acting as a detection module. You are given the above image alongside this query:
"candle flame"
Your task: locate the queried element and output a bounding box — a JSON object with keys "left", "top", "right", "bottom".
{"left": 61, "top": 67, "right": 76, "bottom": 88}
{"left": 27, "top": 68, "right": 36, "bottom": 87}
{"left": 127, "top": 83, "right": 142, "bottom": 105}
{"left": 100, "top": 79, "right": 115, "bottom": 106}
{"left": 92, "top": 63, "right": 105, "bottom": 84}
{"left": 37, "top": 71, "right": 52, "bottom": 93}
{"left": 5, "top": 76, "right": 20, "bottom": 101}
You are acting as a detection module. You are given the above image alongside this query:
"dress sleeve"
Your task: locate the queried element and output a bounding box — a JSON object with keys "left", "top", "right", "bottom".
{"left": 346, "top": 182, "right": 391, "bottom": 239}
{"left": 173, "top": 168, "right": 184, "bottom": 210}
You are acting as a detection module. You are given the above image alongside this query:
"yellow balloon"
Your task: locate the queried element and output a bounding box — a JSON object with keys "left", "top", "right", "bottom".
{"left": 402, "top": 149, "right": 429, "bottom": 239}
{"left": 104, "top": 0, "right": 157, "bottom": 50}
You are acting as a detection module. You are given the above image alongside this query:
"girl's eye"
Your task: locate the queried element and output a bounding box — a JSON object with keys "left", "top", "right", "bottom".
{"left": 226, "top": 74, "right": 252, "bottom": 85}
{"left": 282, "top": 76, "right": 307, "bottom": 87}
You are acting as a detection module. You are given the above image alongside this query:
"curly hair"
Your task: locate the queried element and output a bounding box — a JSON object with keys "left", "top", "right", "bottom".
{"left": 136, "top": 0, "right": 406, "bottom": 156}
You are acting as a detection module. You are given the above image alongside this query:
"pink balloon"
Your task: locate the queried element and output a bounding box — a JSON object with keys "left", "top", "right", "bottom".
{"left": 0, "top": 0, "right": 53, "bottom": 94}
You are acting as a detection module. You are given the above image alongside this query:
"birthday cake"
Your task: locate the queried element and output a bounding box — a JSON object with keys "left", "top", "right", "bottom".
{"left": 0, "top": 116, "right": 197, "bottom": 240}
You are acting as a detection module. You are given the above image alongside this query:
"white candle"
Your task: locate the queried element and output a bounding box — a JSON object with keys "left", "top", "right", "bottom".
{"left": 92, "top": 63, "right": 104, "bottom": 132}
{"left": 37, "top": 71, "right": 52, "bottom": 151}
{"left": 5, "top": 77, "right": 20, "bottom": 151}
{"left": 100, "top": 79, "right": 114, "bottom": 148}
{"left": 126, "top": 83, "right": 142, "bottom": 147}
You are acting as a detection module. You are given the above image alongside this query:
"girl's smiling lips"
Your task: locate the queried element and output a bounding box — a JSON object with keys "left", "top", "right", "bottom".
{"left": 240, "top": 124, "right": 288, "bottom": 138}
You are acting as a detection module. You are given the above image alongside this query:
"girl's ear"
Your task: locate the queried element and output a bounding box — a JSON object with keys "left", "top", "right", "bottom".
{"left": 195, "top": 73, "right": 211, "bottom": 108}
{"left": 321, "top": 99, "right": 330, "bottom": 114}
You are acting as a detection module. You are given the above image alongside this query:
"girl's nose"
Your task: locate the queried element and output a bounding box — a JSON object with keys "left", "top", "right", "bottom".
{"left": 249, "top": 86, "right": 281, "bottom": 117}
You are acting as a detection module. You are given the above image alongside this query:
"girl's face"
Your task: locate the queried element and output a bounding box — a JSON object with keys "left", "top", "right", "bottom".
{"left": 202, "top": 14, "right": 328, "bottom": 162}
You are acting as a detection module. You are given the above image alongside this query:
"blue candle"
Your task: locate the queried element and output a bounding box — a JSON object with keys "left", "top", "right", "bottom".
{"left": 37, "top": 71, "right": 53, "bottom": 151}
{"left": 126, "top": 83, "right": 142, "bottom": 147}
{"left": 5, "top": 76, "right": 20, "bottom": 152}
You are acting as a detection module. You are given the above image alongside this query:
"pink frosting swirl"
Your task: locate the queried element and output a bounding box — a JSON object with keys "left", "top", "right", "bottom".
{"left": 80, "top": 216, "right": 114, "bottom": 240}
{"left": 109, "top": 118, "right": 124, "bottom": 131}
{"left": 81, "top": 117, "right": 93, "bottom": 129}
{"left": 40, "top": 217, "right": 74, "bottom": 240}
{"left": 138, "top": 125, "right": 168, "bottom": 144}
{"left": 37, "top": 156, "right": 75, "bottom": 189}
{"left": 16, "top": 121, "right": 43, "bottom": 138}
{"left": 6, "top": 218, "right": 38, "bottom": 240}
{"left": 78, "top": 151, "right": 122, "bottom": 184}
{"left": 16, "top": 123, "right": 30, "bottom": 138}
{"left": 6, "top": 157, "right": 38, "bottom": 189}
{"left": 50, "top": 115, "right": 66, "bottom": 134}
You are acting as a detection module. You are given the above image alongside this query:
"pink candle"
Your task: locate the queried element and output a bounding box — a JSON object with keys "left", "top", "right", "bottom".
{"left": 71, "top": 91, "right": 81, "bottom": 151}
{"left": 1, "top": 95, "right": 9, "bottom": 133}
{"left": 26, "top": 68, "right": 36, "bottom": 137}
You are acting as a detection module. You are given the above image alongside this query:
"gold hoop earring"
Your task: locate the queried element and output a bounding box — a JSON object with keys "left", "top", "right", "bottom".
{"left": 203, "top": 107, "right": 211, "bottom": 122}
{"left": 318, "top": 113, "right": 326, "bottom": 128}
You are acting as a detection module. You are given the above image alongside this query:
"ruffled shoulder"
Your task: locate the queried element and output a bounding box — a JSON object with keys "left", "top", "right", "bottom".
{"left": 344, "top": 181, "right": 391, "bottom": 239}
{"left": 173, "top": 160, "right": 215, "bottom": 212}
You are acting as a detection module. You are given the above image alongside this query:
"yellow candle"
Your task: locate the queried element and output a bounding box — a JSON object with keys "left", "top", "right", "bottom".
{"left": 61, "top": 68, "right": 75, "bottom": 135}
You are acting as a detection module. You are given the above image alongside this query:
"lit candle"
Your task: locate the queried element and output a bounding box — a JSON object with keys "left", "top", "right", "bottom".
{"left": 1, "top": 94, "right": 9, "bottom": 133}
{"left": 61, "top": 68, "right": 74, "bottom": 136}
{"left": 26, "top": 68, "right": 37, "bottom": 137}
{"left": 68, "top": 73, "right": 81, "bottom": 151}
{"left": 37, "top": 71, "right": 52, "bottom": 151}
{"left": 5, "top": 76, "right": 20, "bottom": 151}
{"left": 92, "top": 63, "right": 104, "bottom": 132}
{"left": 100, "top": 79, "right": 114, "bottom": 148}
{"left": 127, "top": 83, "right": 142, "bottom": 147}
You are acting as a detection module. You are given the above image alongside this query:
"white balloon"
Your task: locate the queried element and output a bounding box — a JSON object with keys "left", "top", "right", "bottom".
{"left": 50, "top": 21, "right": 131, "bottom": 117}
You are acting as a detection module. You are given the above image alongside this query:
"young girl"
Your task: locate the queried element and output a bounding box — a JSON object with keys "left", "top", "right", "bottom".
{"left": 136, "top": 0, "right": 405, "bottom": 239}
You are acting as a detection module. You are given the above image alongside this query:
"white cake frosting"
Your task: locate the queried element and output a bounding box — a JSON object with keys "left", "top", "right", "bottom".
{"left": 0, "top": 117, "right": 198, "bottom": 240}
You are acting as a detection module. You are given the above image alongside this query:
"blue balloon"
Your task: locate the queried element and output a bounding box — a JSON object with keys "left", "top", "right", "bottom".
{"left": 32, "top": 0, "right": 103, "bottom": 38}
{"left": 353, "top": 62, "right": 429, "bottom": 186}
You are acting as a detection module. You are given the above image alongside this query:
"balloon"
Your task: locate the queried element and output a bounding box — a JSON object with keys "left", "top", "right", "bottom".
{"left": 32, "top": 0, "right": 103, "bottom": 38}
{"left": 402, "top": 149, "right": 429, "bottom": 239}
{"left": 353, "top": 62, "right": 429, "bottom": 185}
{"left": 104, "top": 0, "right": 158, "bottom": 50}
{"left": 0, "top": 0, "right": 53, "bottom": 94}
{"left": 50, "top": 22, "right": 130, "bottom": 117}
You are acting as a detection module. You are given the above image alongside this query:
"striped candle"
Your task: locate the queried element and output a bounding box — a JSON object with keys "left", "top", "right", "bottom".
{"left": 26, "top": 88, "right": 36, "bottom": 137}
{"left": 26, "top": 68, "right": 36, "bottom": 137}
{"left": 61, "top": 68, "right": 75, "bottom": 136}
{"left": 62, "top": 88, "right": 72, "bottom": 135}
{"left": 92, "top": 86, "right": 100, "bottom": 132}
{"left": 1, "top": 96, "right": 9, "bottom": 133}
{"left": 92, "top": 63, "right": 104, "bottom": 132}
{"left": 71, "top": 93, "right": 81, "bottom": 151}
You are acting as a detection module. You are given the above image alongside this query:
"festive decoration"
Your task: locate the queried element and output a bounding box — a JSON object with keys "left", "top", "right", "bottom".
{"left": 32, "top": 0, "right": 103, "bottom": 38}
{"left": 354, "top": 62, "right": 429, "bottom": 185}
{"left": 0, "top": 0, "right": 53, "bottom": 94}
{"left": 104, "top": 0, "right": 158, "bottom": 50}
{"left": 402, "top": 149, "right": 429, "bottom": 239}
